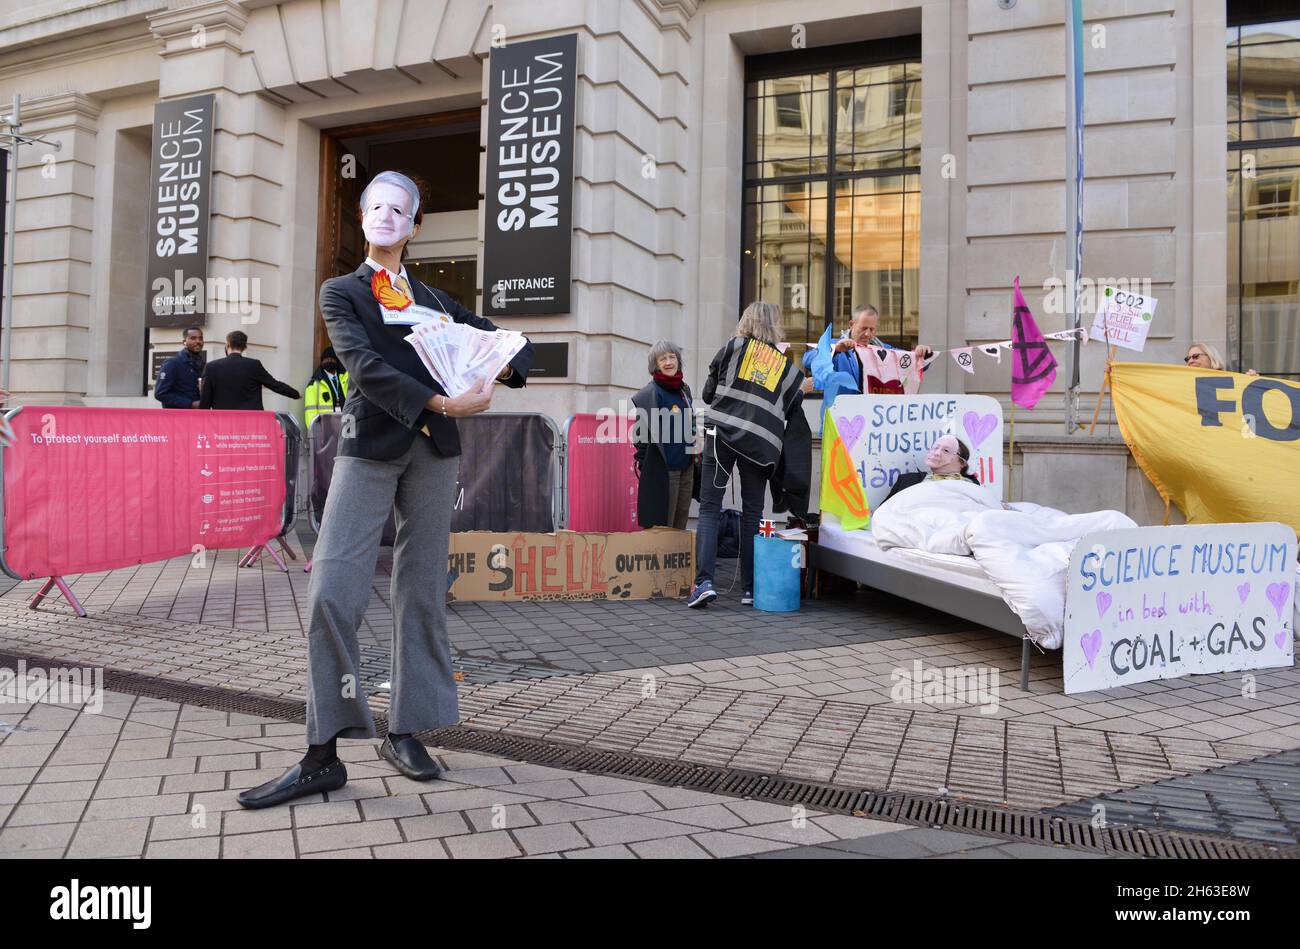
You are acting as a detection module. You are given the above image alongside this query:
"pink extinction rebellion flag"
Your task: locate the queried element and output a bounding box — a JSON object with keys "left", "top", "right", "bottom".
{"left": 1010, "top": 275, "right": 1057, "bottom": 410}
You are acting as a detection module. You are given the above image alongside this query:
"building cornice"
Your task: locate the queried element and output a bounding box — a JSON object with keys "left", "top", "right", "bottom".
{"left": 13, "top": 91, "right": 103, "bottom": 135}
{"left": 148, "top": 0, "right": 249, "bottom": 58}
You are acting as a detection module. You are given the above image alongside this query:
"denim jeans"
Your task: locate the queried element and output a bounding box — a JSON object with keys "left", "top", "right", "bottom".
{"left": 694, "top": 433, "right": 769, "bottom": 591}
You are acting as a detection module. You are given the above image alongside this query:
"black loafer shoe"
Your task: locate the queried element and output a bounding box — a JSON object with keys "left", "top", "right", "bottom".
{"left": 236, "top": 759, "right": 347, "bottom": 809}
{"left": 380, "top": 735, "right": 443, "bottom": 781}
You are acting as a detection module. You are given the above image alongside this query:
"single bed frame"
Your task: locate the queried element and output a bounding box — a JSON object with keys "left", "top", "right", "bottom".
{"left": 809, "top": 540, "right": 1035, "bottom": 691}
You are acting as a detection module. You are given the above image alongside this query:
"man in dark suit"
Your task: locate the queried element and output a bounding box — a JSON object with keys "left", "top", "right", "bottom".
{"left": 237, "top": 170, "right": 532, "bottom": 810}
{"left": 199, "top": 330, "right": 301, "bottom": 410}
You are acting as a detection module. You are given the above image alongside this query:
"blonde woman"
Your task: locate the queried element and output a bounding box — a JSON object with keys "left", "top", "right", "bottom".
{"left": 687, "top": 302, "right": 804, "bottom": 608}
{"left": 1184, "top": 341, "right": 1258, "bottom": 376}
{"left": 1183, "top": 342, "right": 1225, "bottom": 370}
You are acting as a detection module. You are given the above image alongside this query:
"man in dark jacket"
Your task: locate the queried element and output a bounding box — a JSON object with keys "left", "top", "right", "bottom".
{"left": 154, "top": 325, "right": 205, "bottom": 409}
{"left": 199, "top": 330, "right": 301, "bottom": 410}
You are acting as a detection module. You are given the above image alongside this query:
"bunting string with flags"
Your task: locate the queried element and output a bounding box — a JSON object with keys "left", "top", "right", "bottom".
{"left": 821, "top": 325, "right": 1087, "bottom": 368}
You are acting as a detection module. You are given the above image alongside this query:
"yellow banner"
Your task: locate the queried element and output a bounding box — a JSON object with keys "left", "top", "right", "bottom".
{"left": 819, "top": 411, "right": 871, "bottom": 531}
{"left": 1110, "top": 362, "right": 1300, "bottom": 533}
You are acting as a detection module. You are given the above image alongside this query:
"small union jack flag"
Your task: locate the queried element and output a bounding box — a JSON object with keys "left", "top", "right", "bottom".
{"left": 758, "top": 520, "right": 776, "bottom": 537}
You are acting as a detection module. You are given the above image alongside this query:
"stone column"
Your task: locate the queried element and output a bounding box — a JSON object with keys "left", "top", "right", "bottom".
{"left": 147, "top": 0, "right": 293, "bottom": 388}
{"left": 9, "top": 91, "right": 101, "bottom": 403}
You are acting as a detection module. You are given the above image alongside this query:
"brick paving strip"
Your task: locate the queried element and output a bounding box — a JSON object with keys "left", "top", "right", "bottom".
{"left": 0, "top": 600, "right": 1293, "bottom": 816}
{"left": 0, "top": 689, "right": 1108, "bottom": 859}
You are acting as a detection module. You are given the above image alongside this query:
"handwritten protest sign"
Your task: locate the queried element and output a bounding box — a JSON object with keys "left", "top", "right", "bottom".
{"left": 828, "top": 394, "right": 1004, "bottom": 512}
{"left": 1064, "top": 523, "right": 1295, "bottom": 693}
{"left": 446, "top": 528, "right": 693, "bottom": 602}
{"left": 1089, "top": 286, "right": 1158, "bottom": 352}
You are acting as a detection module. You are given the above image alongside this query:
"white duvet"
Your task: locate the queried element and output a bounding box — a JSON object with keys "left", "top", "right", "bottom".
{"left": 870, "top": 479, "right": 1136, "bottom": 649}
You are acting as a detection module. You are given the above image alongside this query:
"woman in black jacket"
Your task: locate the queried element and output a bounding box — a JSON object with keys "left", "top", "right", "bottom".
{"left": 688, "top": 301, "right": 803, "bottom": 608}
{"left": 632, "top": 340, "right": 697, "bottom": 530}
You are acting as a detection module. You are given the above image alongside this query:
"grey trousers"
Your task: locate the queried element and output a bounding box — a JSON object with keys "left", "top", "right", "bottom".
{"left": 305, "top": 440, "right": 460, "bottom": 743}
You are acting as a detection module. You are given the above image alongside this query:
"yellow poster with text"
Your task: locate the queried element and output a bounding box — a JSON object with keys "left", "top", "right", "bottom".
{"left": 1110, "top": 362, "right": 1300, "bottom": 534}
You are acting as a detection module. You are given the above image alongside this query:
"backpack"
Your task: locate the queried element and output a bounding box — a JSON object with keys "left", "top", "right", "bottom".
{"left": 717, "top": 508, "right": 742, "bottom": 559}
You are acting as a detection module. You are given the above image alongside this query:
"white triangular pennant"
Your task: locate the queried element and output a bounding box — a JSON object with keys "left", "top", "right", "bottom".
{"left": 951, "top": 347, "right": 975, "bottom": 374}
{"left": 979, "top": 344, "right": 1002, "bottom": 363}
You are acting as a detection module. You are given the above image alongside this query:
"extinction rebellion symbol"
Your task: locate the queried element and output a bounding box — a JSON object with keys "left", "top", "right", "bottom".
{"left": 1012, "top": 306, "right": 1054, "bottom": 384}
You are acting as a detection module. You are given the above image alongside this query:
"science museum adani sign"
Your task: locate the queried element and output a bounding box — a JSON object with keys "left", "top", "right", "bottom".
{"left": 483, "top": 34, "right": 577, "bottom": 317}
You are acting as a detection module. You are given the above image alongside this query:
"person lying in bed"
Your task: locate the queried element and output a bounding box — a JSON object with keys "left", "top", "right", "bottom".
{"left": 883, "top": 435, "right": 981, "bottom": 504}
{"left": 871, "top": 438, "right": 1136, "bottom": 650}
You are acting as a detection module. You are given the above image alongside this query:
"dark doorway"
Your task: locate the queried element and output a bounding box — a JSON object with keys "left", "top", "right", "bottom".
{"left": 314, "top": 109, "right": 480, "bottom": 357}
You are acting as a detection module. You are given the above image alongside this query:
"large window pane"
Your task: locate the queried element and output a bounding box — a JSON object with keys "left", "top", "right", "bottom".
{"left": 744, "top": 49, "right": 920, "bottom": 357}
{"left": 1239, "top": 163, "right": 1300, "bottom": 375}
{"left": 741, "top": 182, "right": 828, "bottom": 347}
{"left": 1240, "top": 40, "right": 1300, "bottom": 140}
{"left": 1229, "top": 19, "right": 1300, "bottom": 378}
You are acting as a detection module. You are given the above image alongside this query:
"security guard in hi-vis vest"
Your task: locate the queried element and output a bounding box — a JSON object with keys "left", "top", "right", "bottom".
{"left": 304, "top": 346, "right": 348, "bottom": 428}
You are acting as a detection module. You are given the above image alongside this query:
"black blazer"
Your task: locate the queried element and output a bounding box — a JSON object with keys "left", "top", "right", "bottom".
{"left": 318, "top": 262, "right": 533, "bottom": 461}
{"left": 199, "top": 352, "right": 300, "bottom": 411}
{"left": 882, "top": 470, "right": 980, "bottom": 505}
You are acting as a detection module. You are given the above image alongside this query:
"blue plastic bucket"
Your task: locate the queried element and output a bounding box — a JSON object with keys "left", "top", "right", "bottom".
{"left": 753, "top": 535, "right": 801, "bottom": 613}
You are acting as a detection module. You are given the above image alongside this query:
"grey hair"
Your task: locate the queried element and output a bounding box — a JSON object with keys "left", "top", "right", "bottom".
{"left": 359, "top": 170, "right": 421, "bottom": 220}
{"left": 1188, "top": 341, "right": 1225, "bottom": 371}
{"left": 736, "top": 301, "right": 783, "bottom": 347}
{"left": 851, "top": 303, "right": 879, "bottom": 322}
{"left": 647, "top": 340, "right": 684, "bottom": 375}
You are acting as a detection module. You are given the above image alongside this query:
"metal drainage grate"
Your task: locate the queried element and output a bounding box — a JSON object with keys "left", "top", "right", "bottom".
{"left": 1, "top": 648, "right": 1294, "bottom": 860}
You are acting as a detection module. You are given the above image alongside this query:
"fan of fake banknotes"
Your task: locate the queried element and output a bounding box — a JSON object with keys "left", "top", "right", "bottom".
{"left": 404, "top": 311, "right": 527, "bottom": 398}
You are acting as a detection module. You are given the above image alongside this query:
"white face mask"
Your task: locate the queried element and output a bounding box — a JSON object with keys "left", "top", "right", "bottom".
{"left": 361, "top": 182, "right": 415, "bottom": 250}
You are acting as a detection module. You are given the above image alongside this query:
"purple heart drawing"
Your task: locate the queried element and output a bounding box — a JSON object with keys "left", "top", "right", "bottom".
{"left": 1266, "top": 582, "right": 1289, "bottom": 620}
{"left": 1096, "top": 591, "right": 1112, "bottom": 620}
{"left": 837, "top": 415, "right": 865, "bottom": 453}
{"left": 1081, "top": 629, "right": 1102, "bottom": 669}
{"left": 1275, "top": 630, "right": 1288, "bottom": 650}
{"left": 1236, "top": 582, "right": 1250, "bottom": 604}
{"left": 963, "top": 412, "right": 998, "bottom": 450}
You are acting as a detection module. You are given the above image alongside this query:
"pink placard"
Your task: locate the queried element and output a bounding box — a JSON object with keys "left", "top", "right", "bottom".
{"left": 3, "top": 407, "right": 286, "bottom": 579}
{"left": 565, "top": 413, "right": 639, "bottom": 533}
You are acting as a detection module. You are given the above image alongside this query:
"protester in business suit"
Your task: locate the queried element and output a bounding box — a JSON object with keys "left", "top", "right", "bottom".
{"left": 199, "top": 331, "right": 301, "bottom": 410}
{"left": 881, "top": 435, "right": 981, "bottom": 505}
{"left": 238, "top": 171, "right": 533, "bottom": 808}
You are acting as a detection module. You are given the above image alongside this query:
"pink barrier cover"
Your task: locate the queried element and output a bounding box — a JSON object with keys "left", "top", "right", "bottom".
{"left": 3, "top": 407, "right": 286, "bottom": 579}
{"left": 565, "top": 413, "right": 639, "bottom": 533}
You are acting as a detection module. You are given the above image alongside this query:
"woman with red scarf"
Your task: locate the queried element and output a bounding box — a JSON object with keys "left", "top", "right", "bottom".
{"left": 631, "top": 340, "right": 698, "bottom": 529}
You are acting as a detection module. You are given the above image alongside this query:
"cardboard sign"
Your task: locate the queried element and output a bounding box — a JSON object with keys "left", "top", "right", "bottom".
{"left": 829, "top": 394, "right": 1004, "bottom": 513}
{"left": 447, "top": 528, "right": 693, "bottom": 602}
{"left": 1064, "top": 523, "right": 1296, "bottom": 694}
{"left": 1089, "top": 286, "right": 1158, "bottom": 352}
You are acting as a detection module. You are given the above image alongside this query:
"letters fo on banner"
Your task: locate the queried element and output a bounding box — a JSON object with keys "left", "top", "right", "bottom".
{"left": 1089, "top": 286, "right": 1158, "bottom": 352}
{"left": 1063, "top": 523, "right": 1295, "bottom": 694}
{"left": 828, "top": 394, "right": 1003, "bottom": 512}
